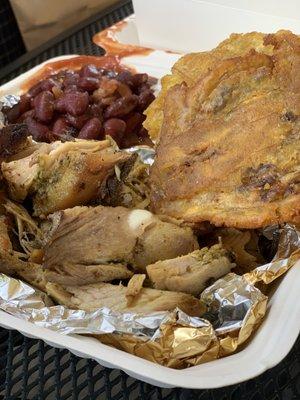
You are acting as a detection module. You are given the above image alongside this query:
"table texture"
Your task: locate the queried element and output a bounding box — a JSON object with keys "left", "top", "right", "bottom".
{"left": 0, "top": 1, "right": 299, "bottom": 398}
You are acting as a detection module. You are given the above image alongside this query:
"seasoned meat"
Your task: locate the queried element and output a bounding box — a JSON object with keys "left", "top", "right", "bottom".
{"left": 4, "top": 199, "right": 43, "bottom": 254}
{"left": 0, "top": 124, "right": 29, "bottom": 160}
{"left": 0, "top": 215, "right": 46, "bottom": 291}
{"left": 149, "top": 30, "right": 300, "bottom": 228}
{"left": 2, "top": 140, "right": 62, "bottom": 201}
{"left": 132, "top": 217, "right": 199, "bottom": 270}
{"left": 43, "top": 206, "right": 198, "bottom": 285}
{"left": 46, "top": 281, "right": 202, "bottom": 316}
{"left": 32, "top": 139, "right": 132, "bottom": 217}
{"left": 147, "top": 244, "right": 234, "bottom": 295}
{"left": 0, "top": 250, "right": 46, "bottom": 291}
{"left": 101, "top": 154, "right": 150, "bottom": 209}
{"left": 215, "top": 228, "right": 260, "bottom": 269}
{"left": 0, "top": 216, "right": 13, "bottom": 258}
{"left": 126, "top": 274, "right": 146, "bottom": 305}
{"left": 2, "top": 138, "right": 132, "bottom": 216}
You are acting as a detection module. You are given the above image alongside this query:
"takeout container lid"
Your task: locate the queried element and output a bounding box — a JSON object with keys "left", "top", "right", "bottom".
{"left": 1, "top": 2, "right": 300, "bottom": 387}
{"left": 132, "top": 0, "right": 300, "bottom": 52}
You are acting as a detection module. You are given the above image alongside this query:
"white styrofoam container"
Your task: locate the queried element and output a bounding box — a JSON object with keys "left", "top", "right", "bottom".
{"left": 0, "top": 10, "right": 300, "bottom": 389}
{"left": 133, "top": 0, "right": 300, "bottom": 52}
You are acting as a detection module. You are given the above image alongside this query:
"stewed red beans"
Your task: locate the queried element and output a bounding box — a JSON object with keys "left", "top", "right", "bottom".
{"left": 4, "top": 65, "right": 156, "bottom": 147}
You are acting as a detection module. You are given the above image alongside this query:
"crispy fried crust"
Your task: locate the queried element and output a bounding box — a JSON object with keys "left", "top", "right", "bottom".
{"left": 150, "top": 30, "right": 300, "bottom": 228}
{"left": 144, "top": 32, "right": 274, "bottom": 141}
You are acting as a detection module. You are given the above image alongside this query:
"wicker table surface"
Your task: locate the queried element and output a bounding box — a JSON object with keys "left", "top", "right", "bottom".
{"left": 0, "top": 1, "right": 299, "bottom": 398}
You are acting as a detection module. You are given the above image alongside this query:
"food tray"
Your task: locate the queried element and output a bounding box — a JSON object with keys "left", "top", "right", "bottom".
{"left": 0, "top": 41, "right": 300, "bottom": 388}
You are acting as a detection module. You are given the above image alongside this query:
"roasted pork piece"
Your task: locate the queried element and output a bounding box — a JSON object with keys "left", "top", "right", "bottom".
{"left": 147, "top": 244, "right": 234, "bottom": 295}
{"left": 126, "top": 274, "right": 146, "bottom": 305}
{"left": 1, "top": 138, "right": 132, "bottom": 217}
{"left": 0, "top": 124, "right": 29, "bottom": 160}
{"left": 215, "top": 228, "right": 260, "bottom": 269}
{"left": 4, "top": 199, "right": 43, "bottom": 254}
{"left": 46, "top": 281, "right": 203, "bottom": 316}
{"left": 149, "top": 30, "right": 300, "bottom": 228}
{"left": 0, "top": 216, "right": 13, "bottom": 257}
{"left": 43, "top": 205, "right": 198, "bottom": 285}
{"left": 101, "top": 154, "right": 150, "bottom": 209}
{"left": 1, "top": 139, "right": 47, "bottom": 201}
{"left": 0, "top": 214, "right": 46, "bottom": 291}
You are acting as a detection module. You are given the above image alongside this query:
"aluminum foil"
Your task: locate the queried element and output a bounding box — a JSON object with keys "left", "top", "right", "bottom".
{"left": 245, "top": 224, "right": 300, "bottom": 285}
{"left": 0, "top": 94, "right": 20, "bottom": 128}
{"left": 1, "top": 94, "right": 20, "bottom": 108}
{"left": 0, "top": 273, "right": 171, "bottom": 335}
{"left": 0, "top": 224, "right": 298, "bottom": 368}
{"left": 125, "top": 145, "right": 155, "bottom": 165}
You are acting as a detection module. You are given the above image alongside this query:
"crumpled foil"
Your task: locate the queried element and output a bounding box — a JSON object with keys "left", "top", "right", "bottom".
{"left": 245, "top": 224, "right": 300, "bottom": 285}
{"left": 1, "top": 94, "right": 20, "bottom": 108}
{"left": 125, "top": 145, "right": 155, "bottom": 165}
{"left": 0, "top": 224, "right": 299, "bottom": 368}
{"left": 0, "top": 94, "right": 20, "bottom": 128}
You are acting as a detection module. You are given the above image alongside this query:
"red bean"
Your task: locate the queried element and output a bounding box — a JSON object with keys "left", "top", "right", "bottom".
{"left": 137, "top": 127, "right": 153, "bottom": 146}
{"left": 78, "top": 77, "right": 99, "bottom": 92}
{"left": 19, "top": 94, "right": 31, "bottom": 113}
{"left": 28, "top": 78, "right": 59, "bottom": 97}
{"left": 120, "top": 132, "right": 140, "bottom": 149}
{"left": 28, "top": 83, "right": 43, "bottom": 97}
{"left": 103, "top": 118, "right": 126, "bottom": 144}
{"left": 116, "top": 72, "right": 148, "bottom": 88}
{"left": 64, "top": 85, "right": 79, "bottom": 93}
{"left": 78, "top": 118, "right": 102, "bottom": 139}
{"left": 33, "top": 91, "right": 54, "bottom": 122}
{"left": 11, "top": 67, "right": 155, "bottom": 148}
{"left": 63, "top": 72, "right": 79, "bottom": 87}
{"left": 135, "top": 83, "right": 151, "bottom": 94}
{"left": 52, "top": 117, "right": 70, "bottom": 135}
{"left": 79, "top": 64, "right": 100, "bottom": 78}
{"left": 4, "top": 104, "right": 21, "bottom": 123}
{"left": 88, "top": 103, "right": 103, "bottom": 119}
{"left": 104, "top": 95, "right": 138, "bottom": 119}
{"left": 42, "top": 78, "right": 62, "bottom": 91}
{"left": 42, "top": 78, "right": 60, "bottom": 90}
{"left": 55, "top": 91, "right": 89, "bottom": 116}
{"left": 116, "top": 71, "right": 134, "bottom": 86}
{"left": 124, "top": 112, "right": 145, "bottom": 135}
{"left": 137, "top": 89, "right": 155, "bottom": 111}
{"left": 131, "top": 73, "right": 148, "bottom": 87}
{"left": 65, "top": 113, "right": 90, "bottom": 129}
{"left": 26, "top": 117, "right": 51, "bottom": 142}
{"left": 19, "top": 109, "right": 35, "bottom": 122}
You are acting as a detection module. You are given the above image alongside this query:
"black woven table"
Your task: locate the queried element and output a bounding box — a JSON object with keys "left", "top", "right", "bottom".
{"left": 0, "top": 1, "right": 299, "bottom": 399}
